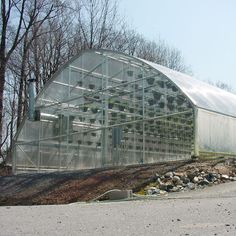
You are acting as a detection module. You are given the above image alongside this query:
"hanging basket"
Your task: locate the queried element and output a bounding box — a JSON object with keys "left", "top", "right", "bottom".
{"left": 89, "top": 84, "right": 95, "bottom": 90}
{"left": 129, "top": 107, "right": 134, "bottom": 113}
{"left": 111, "top": 112, "right": 117, "bottom": 117}
{"left": 146, "top": 77, "right": 155, "bottom": 85}
{"left": 91, "top": 107, "right": 98, "bottom": 114}
{"left": 148, "top": 99, "right": 155, "bottom": 106}
{"left": 127, "top": 70, "right": 134, "bottom": 77}
{"left": 118, "top": 105, "right": 125, "bottom": 111}
{"left": 108, "top": 102, "right": 114, "bottom": 109}
{"left": 83, "top": 106, "right": 88, "bottom": 112}
{"left": 120, "top": 114, "right": 126, "bottom": 119}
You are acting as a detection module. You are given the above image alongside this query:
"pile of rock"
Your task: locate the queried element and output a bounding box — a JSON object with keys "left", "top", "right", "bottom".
{"left": 144, "top": 168, "right": 236, "bottom": 196}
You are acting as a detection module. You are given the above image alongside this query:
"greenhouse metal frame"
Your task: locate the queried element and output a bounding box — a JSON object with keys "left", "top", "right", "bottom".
{"left": 13, "top": 49, "right": 236, "bottom": 173}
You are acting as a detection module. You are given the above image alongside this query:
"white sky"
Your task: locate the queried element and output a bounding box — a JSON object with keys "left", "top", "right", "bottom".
{"left": 119, "top": 0, "right": 236, "bottom": 89}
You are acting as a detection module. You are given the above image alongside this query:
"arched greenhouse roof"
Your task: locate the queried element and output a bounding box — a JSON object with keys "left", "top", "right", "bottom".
{"left": 38, "top": 49, "right": 236, "bottom": 117}
{"left": 140, "top": 59, "right": 236, "bottom": 118}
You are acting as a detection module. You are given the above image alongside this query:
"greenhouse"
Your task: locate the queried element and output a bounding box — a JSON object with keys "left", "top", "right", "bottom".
{"left": 13, "top": 49, "right": 236, "bottom": 173}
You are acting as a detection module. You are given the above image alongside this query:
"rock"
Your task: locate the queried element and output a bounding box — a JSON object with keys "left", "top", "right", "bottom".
{"left": 170, "top": 187, "right": 180, "bottom": 192}
{"left": 159, "top": 183, "right": 167, "bottom": 191}
{"left": 221, "top": 174, "right": 229, "bottom": 180}
{"left": 146, "top": 187, "right": 160, "bottom": 195}
{"left": 172, "top": 176, "right": 182, "bottom": 185}
{"left": 181, "top": 176, "right": 190, "bottom": 184}
{"left": 166, "top": 184, "right": 174, "bottom": 192}
{"left": 160, "top": 190, "right": 167, "bottom": 195}
{"left": 172, "top": 175, "right": 180, "bottom": 181}
{"left": 198, "top": 178, "right": 210, "bottom": 186}
{"left": 212, "top": 173, "right": 221, "bottom": 179}
{"left": 160, "top": 176, "right": 165, "bottom": 181}
{"left": 186, "top": 172, "right": 195, "bottom": 180}
{"left": 155, "top": 188, "right": 161, "bottom": 194}
{"left": 217, "top": 174, "right": 222, "bottom": 179}
{"left": 165, "top": 172, "right": 174, "bottom": 179}
{"left": 186, "top": 182, "right": 195, "bottom": 190}
{"left": 151, "top": 187, "right": 160, "bottom": 194}
{"left": 193, "top": 176, "right": 199, "bottom": 183}
{"left": 187, "top": 170, "right": 199, "bottom": 181}
{"left": 174, "top": 172, "right": 185, "bottom": 177}
{"left": 205, "top": 173, "right": 213, "bottom": 181}
{"left": 155, "top": 173, "right": 160, "bottom": 178}
{"left": 156, "top": 178, "right": 162, "bottom": 185}
{"left": 230, "top": 177, "right": 236, "bottom": 181}
{"left": 146, "top": 189, "right": 153, "bottom": 195}
{"left": 229, "top": 177, "right": 235, "bottom": 181}
{"left": 176, "top": 185, "right": 184, "bottom": 191}
{"left": 208, "top": 182, "right": 214, "bottom": 187}
{"left": 211, "top": 177, "right": 218, "bottom": 183}
{"left": 198, "top": 176, "right": 203, "bottom": 181}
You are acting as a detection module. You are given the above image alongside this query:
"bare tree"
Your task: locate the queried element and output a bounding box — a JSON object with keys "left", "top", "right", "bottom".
{"left": 135, "top": 37, "right": 191, "bottom": 73}
{"left": 74, "top": 0, "right": 123, "bottom": 50}
{"left": 208, "top": 80, "right": 233, "bottom": 93}
{"left": 28, "top": 6, "right": 75, "bottom": 91}
{"left": 2, "top": 72, "right": 17, "bottom": 161}
{"left": 110, "top": 29, "right": 142, "bottom": 56}
{"left": 215, "top": 81, "right": 233, "bottom": 93}
{"left": 0, "top": 0, "right": 59, "bottom": 157}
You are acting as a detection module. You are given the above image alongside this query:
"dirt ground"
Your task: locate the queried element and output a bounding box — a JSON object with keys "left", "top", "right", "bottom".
{"left": 0, "top": 164, "right": 12, "bottom": 176}
{"left": 0, "top": 158, "right": 235, "bottom": 206}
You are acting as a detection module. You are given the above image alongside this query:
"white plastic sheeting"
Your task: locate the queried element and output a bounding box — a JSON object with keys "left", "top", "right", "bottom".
{"left": 197, "top": 108, "right": 236, "bottom": 154}
{"left": 140, "top": 59, "right": 236, "bottom": 118}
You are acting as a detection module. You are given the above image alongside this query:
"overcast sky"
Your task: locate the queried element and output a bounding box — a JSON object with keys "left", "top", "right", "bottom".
{"left": 119, "top": 0, "right": 236, "bottom": 89}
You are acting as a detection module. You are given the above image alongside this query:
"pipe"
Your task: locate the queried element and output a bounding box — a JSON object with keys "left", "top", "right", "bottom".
{"left": 28, "top": 78, "right": 36, "bottom": 121}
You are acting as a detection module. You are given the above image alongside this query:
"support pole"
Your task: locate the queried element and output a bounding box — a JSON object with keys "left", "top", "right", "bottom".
{"left": 101, "top": 56, "right": 109, "bottom": 167}
{"left": 12, "top": 140, "right": 16, "bottom": 174}
{"left": 193, "top": 107, "right": 199, "bottom": 157}
{"left": 142, "top": 68, "right": 145, "bottom": 164}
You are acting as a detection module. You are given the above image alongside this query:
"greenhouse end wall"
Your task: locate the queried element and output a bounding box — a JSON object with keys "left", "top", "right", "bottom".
{"left": 197, "top": 108, "right": 236, "bottom": 156}
{"left": 13, "top": 50, "right": 194, "bottom": 173}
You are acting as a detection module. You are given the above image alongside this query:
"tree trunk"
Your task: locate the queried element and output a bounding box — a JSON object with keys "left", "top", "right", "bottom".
{"left": 8, "top": 98, "right": 15, "bottom": 162}
{"left": 0, "top": 61, "right": 6, "bottom": 156}
{"left": 16, "top": 42, "right": 28, "bottom": 129}
{"left": 33, "top": 36, "right": 41, "bottom": 94}
{"left": 16, "top": 74, "right": 25, "bottom": 129}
